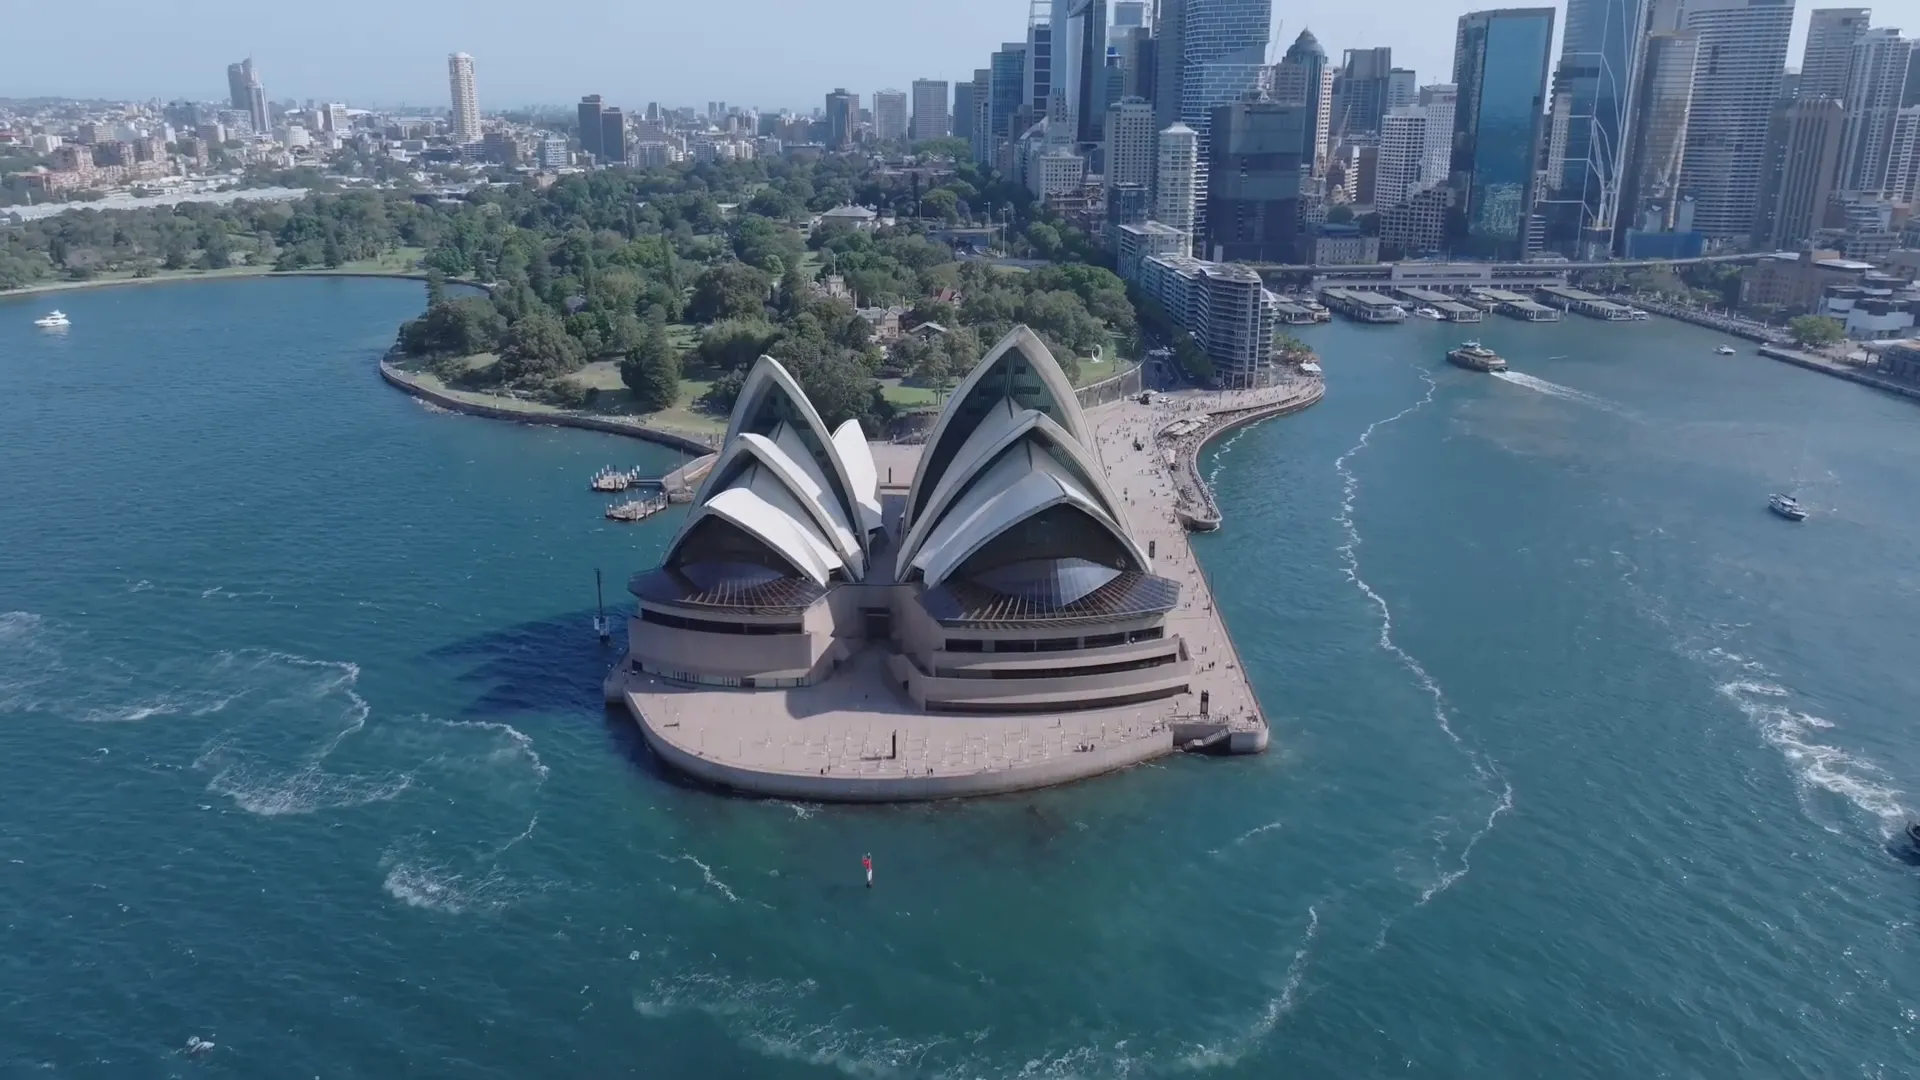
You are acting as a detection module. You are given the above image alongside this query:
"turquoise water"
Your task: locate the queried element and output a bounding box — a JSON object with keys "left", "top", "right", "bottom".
{"left": 3, "top": 279, "right": 1918, "bottom": 1078}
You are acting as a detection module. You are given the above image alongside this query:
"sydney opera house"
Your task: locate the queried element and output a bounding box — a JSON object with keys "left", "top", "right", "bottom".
{"left": 610, "top": 326, "right": 1241, "bottom": 798}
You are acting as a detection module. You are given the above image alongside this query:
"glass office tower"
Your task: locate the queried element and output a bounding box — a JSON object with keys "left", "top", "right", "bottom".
{"left": 1449, "top": 8, "right": 1557, "bottom": 259}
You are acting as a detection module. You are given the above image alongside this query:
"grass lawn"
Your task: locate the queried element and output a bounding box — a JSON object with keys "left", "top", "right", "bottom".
{"left": 879, "top": 378, "right": 941, "bottom": 409}
{"left": 331, "top": 246, "right": 427, "bottom": 274}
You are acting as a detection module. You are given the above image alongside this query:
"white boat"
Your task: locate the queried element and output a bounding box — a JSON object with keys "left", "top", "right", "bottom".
{"left": 1414, "top": 307, "right": 1444, "bottom": 320}
{"left": 33, "top": 309, "right": 70, "bottom": 328}
{"left": 1714, "top": 345, "right": 1736, "bottom": 355}
{"left": 1768, "top": 493, "right": 1808, "bottom": 521}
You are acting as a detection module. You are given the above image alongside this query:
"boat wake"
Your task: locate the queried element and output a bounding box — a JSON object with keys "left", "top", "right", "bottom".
{"left": 1180, "top": 904, "right": 1321, "bottom": 1071}
{"left": 1716, "top": 674, "right": 1909, "bottom": 835}
{"left": 1334, "top": 375, "right": 1514, "bottom": 916}
{"left": 1206, "top": 426, "right": 1253, "bottom": 486}
{"left": 1489, "top": 370, "right": 1632, "bottom": 416}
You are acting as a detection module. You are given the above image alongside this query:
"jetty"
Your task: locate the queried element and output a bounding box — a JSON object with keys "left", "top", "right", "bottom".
{"left": 606, "top": 494, "right": 671, "bottom": 522}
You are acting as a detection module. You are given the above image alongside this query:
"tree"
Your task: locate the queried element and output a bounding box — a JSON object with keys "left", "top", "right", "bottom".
{"left": 425, "top": 269, "right": 447, "bottom": 307}
{"left": 685, "top": 262, "right": 772, "bottom": 323}
{"left": 620, "top": 321, "right": 682, "bottom": 411}
{"left": 1788, "top": 315, "right": 1845, "bottom": 348}
{"left": 497, "top": 311, "right": 584, "bottom": 381}
{"left": 921, "top": 188, "right": 960, "bottom": 223}
{"left": 1326, "top": 204, "right": 1356, "bottom": 225}
{"left": 694, "top": 317, "right": 783, "bottom": 372}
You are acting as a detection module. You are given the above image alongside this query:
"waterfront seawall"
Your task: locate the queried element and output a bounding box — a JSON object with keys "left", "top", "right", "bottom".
{"left": 1756, "top": 346, "right": 1920, "bottom": 404}
{"left": 378, "top": 360, "right": 716, "bottom": 455}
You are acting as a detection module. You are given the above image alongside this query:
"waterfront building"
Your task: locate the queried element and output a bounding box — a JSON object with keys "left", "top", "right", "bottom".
{"left": 1116, "top": 220, "right": 1189, "bottom": 281}
{"left": 1139, "top": 256, "right": 1277, "bottom": 382}
{"left": 1332, "top": 47, "right": 1394, "bottom": 139}
{"left": 1675, "top": 0, "right": 1794, "bottom": 241}
{"left": 447, "top": 53, "right": 480, "bottom": 143}
{"left": 873, "top": 90, "right": 908, "bottom": 142}
{"left": 1838, "top": 29, "right": 1916, "bottom": 195}
{"left": 1755, "top": 97, "right": 1847, "bottom": 250}
{"left": 1743, "top": 249, "right": 1876, "bottom": 311}
{"left": 577, "top": 95, "right": 604, "bottom": 161}
{"left": 1449, "top": 7, "right": 1556, "bottom": 260}
{"left": 621, "top": 328, "right": 1190, "bottom": 715}
{"left": 1270, "top": 30, "right": 1333, "bottom": 175}
{"left": 952, "top": 79, "right": 977, "bottom": 142}
{"left": 1800, "top": 8, "right": 1873, "bottom": 101}
{"left": 911, "top": 80, "right": 950, "bottom": 141}
{"left": 1154, "top": 121, "right": 1198, "bottom": 242}
{"left": 825, "top": 88, "right": 859, "bottom": 150}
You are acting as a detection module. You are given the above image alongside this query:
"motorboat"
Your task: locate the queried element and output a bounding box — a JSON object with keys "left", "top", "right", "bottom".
{"left": 1414, "top": 306, "right": 1444, "bottom": 320}
{"left": 1447, "top": 341, "right": 1507, "bottom": 372}
{"left": 1714, "top": 344, "right": 1736, "bottom": 355}
{"left": 1768, "top": 493, "right": 1808, "bottom": 521}
{"left": 1628, "top": 309, "right": 1650, "bottom": 321}
{"left": 33, "top": 309, "right": 70, "bottom": 328}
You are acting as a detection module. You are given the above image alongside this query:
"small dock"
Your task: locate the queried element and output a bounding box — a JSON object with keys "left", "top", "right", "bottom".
{"left": 1538, "top": 285, "right": 1636, "bottom": 321}
{"left": 1319, "top": 287, "right": 1407, "bottom": 323}
{"left": 1471, "top": 289, "right": 1561, "bottom": 322}
{"left": 606, "top": 494, "right": 671, "bottom": 522}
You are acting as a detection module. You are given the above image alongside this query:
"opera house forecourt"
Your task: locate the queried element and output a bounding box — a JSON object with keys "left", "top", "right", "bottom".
{"left": 604, "top": 326, "right": 1280, "bottom": 799}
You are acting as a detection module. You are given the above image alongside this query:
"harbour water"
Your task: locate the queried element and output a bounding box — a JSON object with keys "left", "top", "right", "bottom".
{"left": 3, "top": 279, "right": 1917, "bottom": 1078}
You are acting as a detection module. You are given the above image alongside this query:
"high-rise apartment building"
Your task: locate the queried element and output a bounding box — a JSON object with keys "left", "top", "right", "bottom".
{"left": 1618, "top": 31, "right": 1701, "bottom": 240}
{"left": 1889, "top": 107, "right": 1920, "bottom": 205}
{"left": 1449, "top": 8, "right": 1556, "bottom": 259}
{"left": 1800, "top": 9, "right": 1873, "bottom": 101}
{"left": 873, "top": 90, "right": 909, "bottom": 141}
{"left": 911, "top": 80, "right": 950, "bottom": 141}
{"left": 1838, "top": 29, "right": 1916, "bottom": 193}
{"left": 447, "top": 53, "right": 480, "bottom": 143}
{"left": 825, "top": 89, "right": 859, "bottom": 150}
{"left": 1755, "top": 97, "right": 1847, "bottom": 248}
{"left": 1675, "top": 0, "right": 1794, "bottom": 240}
{"left": 1155, "top": 121, "right": 1199, "bottom": 242}
{"left": 577, "top": 95, "right": 604, "bottom": 160}
{"left": 1204, "top": 94, "right": 1307, "bottom": 263}
{"left": 1271, "top": 30, "right": 1333, "bottom": 175}
{"left": 1332, "top": 47, "right": 1393, "bottom": 138}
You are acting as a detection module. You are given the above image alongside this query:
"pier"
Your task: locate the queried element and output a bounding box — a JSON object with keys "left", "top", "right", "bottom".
{"left": 606, "top": 493, "right": 671, "bottom": 522}
{"left": 1471, "top": 289, "right": 1561, "bottom": 322}
{"left": 1393, "top": 287, "right": 1484, "bottom": 323}
{"left": 1539, "top": 286, "right": 1636, "bottom": 321}
{"left": 1318, "top": 287, "right": 1406, "bottom": 323}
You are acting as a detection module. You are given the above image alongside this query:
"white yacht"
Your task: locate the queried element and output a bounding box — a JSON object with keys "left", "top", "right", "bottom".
{"left": 1714, "top": 345, "right": 1736, "bottom": 355}
{"left": 1414, "top": 307, "right": 1444, "bottom": 320}
{"left": 33, "top": 310, "right": 70, "bottom": 328}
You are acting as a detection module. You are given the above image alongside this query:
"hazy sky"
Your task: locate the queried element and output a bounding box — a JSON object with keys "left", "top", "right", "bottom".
{"left": 5, "top": 0, "right": 1822, "bottom": 112}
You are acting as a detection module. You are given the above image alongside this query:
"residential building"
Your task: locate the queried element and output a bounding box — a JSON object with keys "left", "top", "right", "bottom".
{"left": 873, "top": 90, "right": 908, "bottom": 141}
{"left": 578, "top": 95, "right": 604, "bottom": 160}
{"left": 1332, "top": 47, "right": 1393, "bottom": 138}
{"left": 1139, "top": 256, "right": 1276, "bottom": 382}
{"left": 1270, "top": 29, "right": 1333, "bottom": 175}
{"left": 1449, "top": 7, "right": 1556, "bottom": 260}
{"left": 447, "top": 53, "right": 480, "bottom": 143}
{"left": 600, "top": 108, "right": 626, "bottom": 166}
{"left": 1756, "top": 97, "right": 1847, "bottom": 249}
{"left": 1618, "top": 30, "right": 1700, "bottom": 243}
{"left": 911, "top": 80, "right": 950, "bottom": 141}
{"left": 1838, "top": 29, "right": 1916, "bottom": 194}
{"left": 1800, "top": 8, "right": 1873, "bottom": 101}
{"left": 1116, "top": 220, "right": 1188, "bottom": 280}
{"left": 952, "top": 79, "right": 977, "bottom": 142}
{"left": 1205, "top": 93, "right": 1307, "bottom": 263}
{"left": 1889, "top": 106, "right": 1920, "bottom": 204}
{"left": 1676, "top": 0, "right": 1794, "bottom": 240}
{"left": 825, "top": 89, "right": 859, "bottom": 150}
{"left": 1154, "top": 121, "right": 1199, "bottom": 241}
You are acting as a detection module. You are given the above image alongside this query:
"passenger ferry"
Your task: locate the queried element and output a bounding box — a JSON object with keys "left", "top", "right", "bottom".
{"left": 1768, "top": 493, "right": 1808, "bottom": 521}
{"left": 1446, "top": 340, "right": 1508, "bottom": 372}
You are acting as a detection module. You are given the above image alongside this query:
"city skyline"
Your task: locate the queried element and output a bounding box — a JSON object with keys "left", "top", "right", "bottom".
{"left": 0, "top": 0, "right": 1826, "bottom": 111}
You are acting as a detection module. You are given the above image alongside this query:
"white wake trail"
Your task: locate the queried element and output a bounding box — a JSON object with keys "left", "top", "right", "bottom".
{"left": 1334, "top": 373, "right": 1514, "bottom": 911}
{"left": 1489, "top": 370, "right": 1631, "bottom": 416}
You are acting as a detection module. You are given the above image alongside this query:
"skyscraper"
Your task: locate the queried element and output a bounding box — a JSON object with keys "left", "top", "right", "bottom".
{"left": 1449, "top": 8, "right": 1556, "bottom": 259}
{"left": 447, "top": 53, "right": 480, "bottom": 143}
{"left": 911, "top": 80, "right": 950, "bottom": 141}
{"left": 989, "top": 42, "right": 1029, "bottom": 162}
{"left": 1755, "top": 97, "right": 1847, "bottom": 247}
{"left": 577, "top": 95, "right": 604, "bottom": 161}
{"left": 1271, "top": 30, "right": 1333, "bottom": 176}
{"left": 952, "top": 79, "right": 977, "bottom": 142}
{"left": 1332, "top": 47, "right": 1393, "bottom": 138}
{"left": 1838, "top": 29, "right": 1916, "bottom": 193}
{"left": 1675, "top": 0, "right": 1794, "bottom": 240}
{"left": 1153, "top": 0, "right": 1186, "bottom": 133}
{"left": 873, "top": 90, "right": 909, "bottom": 142}
{"left": 1176, "top": 0, "right": 1273, "bottom": 241}
{"left": 1376, "top": 108, "right": 1431, "bottom": 209}
{"left": 1155, "top": 122, "right": 1199, "bottom": 242}
{"left": 1800, "top": 9, "right": 1873, "bottom": 101}
{"left": 969, "top": 70, "right": 993, "bottom": 164}
{"left": 1105, "top": 96, "right": 1158, "bottom": 191}
{"left": 1205, "top": 93, "right": 1307, "bottom": 263}
{"left": 825, "top": 89, "right": 859, "bottom": 150}
{"left": 226, "top": 57, "right": 268, "bottom": 136}
{"left": 600, "top": 108, "right": 626, "bottom": 166}
{"left": 1887, "top": 106, "right": 1920, "bottom": 204}
{"left": 1027, "top": 3, "right": 1054, "bottom": 118}
{"left": 1618, "top": 31, "right": 1701, "bottom": 240}
{"left": 1386, "top": 68, "right": 1418, "bottom": 111}
{"left": 1551, "top": 0, "right": 1652, "bottom": 254}
{"left": 1416, "top": 83, "right": 1458, "bottom": 190}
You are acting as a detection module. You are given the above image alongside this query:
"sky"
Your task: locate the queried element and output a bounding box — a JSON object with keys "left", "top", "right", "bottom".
{"left": 4, "top": 0, "right": 1823, "bottom": 112}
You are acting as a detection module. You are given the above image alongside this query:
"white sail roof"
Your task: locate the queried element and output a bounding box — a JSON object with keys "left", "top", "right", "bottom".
{"left": 677, "top": 461, "right": 846, "bottom": 586}
{"left": 713, "top": 356, "right": 871, "bottom": 569}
